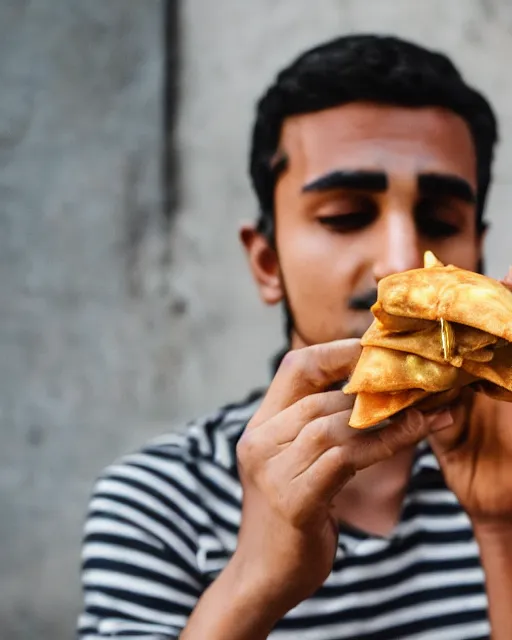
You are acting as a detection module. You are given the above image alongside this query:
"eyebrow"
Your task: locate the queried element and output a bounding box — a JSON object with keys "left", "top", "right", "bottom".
{"left": 302, "top": 170, "right": 388, "bottom": 193}
{"left": 301, "top": 169, "right": 476, "bottom": 204}
{"left": 418, "top": 173, "right": 476, "bottom": 203}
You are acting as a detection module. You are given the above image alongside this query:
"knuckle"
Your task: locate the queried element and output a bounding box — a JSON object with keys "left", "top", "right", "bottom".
{"left": 296, "top": 394, "right": 323, "bottom": 422}
{"left": 305, "top": 416, "right": 334, "bottom": 448}
{"left": 279, "top": 344, "right": 348, "bottom": 390}
{"left": 246, "top": 410, "right": 262, "bottom": 430}
{"left": 280, "top": 348, "right": 306, "bottom": 373}
{"left": 385, "top": 409, "right": 426, "bottom": 451}
{"left": 330, "top": 445, "right": 354, "bottom": 475}
{"left": 281, "top": 346, "right": 323, "bottom": 385}
{"left": 307, "top": 346, "right": 330, "bottom": 386}
{"left": 374, "top": 430, "right": 398, "bottom": 459}
{"left": 236, "top": 431, "right": 259, "bottom": 472}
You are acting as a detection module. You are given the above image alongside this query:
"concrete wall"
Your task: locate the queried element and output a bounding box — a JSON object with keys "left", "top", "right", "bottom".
{"left": 1, "top": 0, "right": 512, "bottom": 637}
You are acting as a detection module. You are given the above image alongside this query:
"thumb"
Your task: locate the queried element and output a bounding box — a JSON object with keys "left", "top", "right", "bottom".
{"left": 427, "top": 390, "right": 473, "bottom": 458}
{"left": 349, "top": 407, "right": 453, "bottom": 472}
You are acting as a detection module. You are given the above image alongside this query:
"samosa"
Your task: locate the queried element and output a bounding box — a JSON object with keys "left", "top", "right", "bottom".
{"left": 345, "top": 252, "right": 512, "bottom": 429}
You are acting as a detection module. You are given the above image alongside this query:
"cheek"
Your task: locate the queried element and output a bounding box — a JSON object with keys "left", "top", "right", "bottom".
{"left": 277, "top": 222, "right": 363, "bottom": 297}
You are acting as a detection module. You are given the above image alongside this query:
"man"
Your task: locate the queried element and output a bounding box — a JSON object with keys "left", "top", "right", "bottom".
{"left": 78, "top": 35, "right": 512, "bottom": 639}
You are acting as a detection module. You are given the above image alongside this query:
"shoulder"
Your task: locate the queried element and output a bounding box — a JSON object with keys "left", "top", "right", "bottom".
{"left": 78, "top": 390, "right": 264, "bottom": 638}
{"left": 131, "top": 387, "right": 264, "bottom": 473}
{"left": 87, "top": 389, "right": 264, "bottom": 531}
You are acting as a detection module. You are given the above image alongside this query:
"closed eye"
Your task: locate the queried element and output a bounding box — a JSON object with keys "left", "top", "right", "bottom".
{"left": 417, "top": 217, "right": 460, "bottom": 239}
{"left": 416, "top": 199, "right": 463, "bottom": 239}
{"left": 317, "top": 211, "right": 377, "bottom": 233}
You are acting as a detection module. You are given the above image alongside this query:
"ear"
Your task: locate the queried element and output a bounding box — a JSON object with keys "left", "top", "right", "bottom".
{"left": 239, "top": 224, "right": 283, "bottom": 305}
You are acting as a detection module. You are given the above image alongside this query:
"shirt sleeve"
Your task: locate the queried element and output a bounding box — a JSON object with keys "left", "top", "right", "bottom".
{"left": 77, "top": 444, "right": 206, "bottom": 639}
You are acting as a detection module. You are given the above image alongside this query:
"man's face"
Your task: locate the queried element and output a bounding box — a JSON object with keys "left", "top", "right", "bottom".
{"left": 244, "top": 102, "right": 483, "bottom": 348}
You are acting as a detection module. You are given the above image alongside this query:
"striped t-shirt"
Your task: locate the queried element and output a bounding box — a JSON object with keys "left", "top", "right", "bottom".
{"left": 78, "top": 389, "right": 490, "bottom": 640}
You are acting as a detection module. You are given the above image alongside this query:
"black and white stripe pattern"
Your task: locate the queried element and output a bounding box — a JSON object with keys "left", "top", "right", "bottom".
{"left": 78, "top": 390, "right": 490, "bottom": 639}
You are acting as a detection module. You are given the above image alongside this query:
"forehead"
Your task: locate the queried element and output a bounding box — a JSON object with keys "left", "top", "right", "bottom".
{"left": 279, "top": 102, "right": 477, "bottom": 185}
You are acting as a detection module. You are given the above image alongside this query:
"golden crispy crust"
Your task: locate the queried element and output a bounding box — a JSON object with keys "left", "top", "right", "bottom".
{"left": 362, "top": 320, "right": 497, "bottom": 367}
{"left": 462, "top": 343, "right": 512, "bottom": 392}
{"left": 346, "top": 253, "right": 512, "bottom": 428}
{"left": 343, "top": 346, "right": 459, "bottom": 394}
{"left": 349, "top": 389, "right": 428, "bottom": 430}
{"left": 374, "top": 266, "right": 512, "bottom": 342}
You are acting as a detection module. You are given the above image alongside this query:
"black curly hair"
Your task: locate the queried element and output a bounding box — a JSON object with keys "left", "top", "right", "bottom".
{"left": 249, "top": 34, "right": 498, "bottom": 244}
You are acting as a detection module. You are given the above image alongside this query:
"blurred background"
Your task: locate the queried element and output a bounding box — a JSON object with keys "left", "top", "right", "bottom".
{"left": 2, "top": 0, "right": 512, "bottom": 638}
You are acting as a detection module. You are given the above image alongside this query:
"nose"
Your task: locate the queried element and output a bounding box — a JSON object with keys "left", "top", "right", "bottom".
{"left": 372, "top": 211, "right": 423, "bottom": 283}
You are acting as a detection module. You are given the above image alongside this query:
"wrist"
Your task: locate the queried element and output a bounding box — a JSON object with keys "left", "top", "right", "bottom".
{"left": 472, "top": 518, "right": 512, "bottom": 542}
{"left": 182, "top": 556, "right": 282, "bottom": 640}
{"left": 472, "top": 519, "right": 512, "bottom": 560}
{"left": 222, "top": 552, "right": 291, "bottom": 626}
{"left": 208, "top": 553, "right": 286, "bottom": 638}
{"left": 471, "top": 519, "right": 512, "bottom": 639}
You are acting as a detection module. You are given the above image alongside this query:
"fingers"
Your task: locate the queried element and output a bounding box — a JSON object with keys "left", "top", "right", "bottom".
{"left": 299, "top": 445, "right": 356, "bottom": 507}
{"left": 283, "top": 409, "right": 354, "bottom": 478}
{"left": 256, "top": 390, "right": 355, "bottom": 444}
{"left": 346, "top": 409, "right": 436, "bottom": 471}
{"left": 238, "top": 391, "right": 355, "bottom": 478}
{"left": 426, "top": 409, "right": 455, "bottom": 432}
{"left": 289, "top": 407, "right": 439, "bottom": 504}
{"left": 239, "top": 397, "right": 454, "bottom": 529}
{"left": 254, "top": 340, "right": 361, "bottom": 424}
{"left": 428, "top": 389, "right": 474, "bottom": 458}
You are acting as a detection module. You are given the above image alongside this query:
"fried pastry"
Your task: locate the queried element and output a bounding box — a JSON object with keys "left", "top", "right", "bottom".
{"left": 345, "top": 252, "right": 512, "bottom": 428}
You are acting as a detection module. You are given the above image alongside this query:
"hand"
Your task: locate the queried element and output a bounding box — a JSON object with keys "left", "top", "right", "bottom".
{"left": 428, "top": 385, "right": 512, "bottom": 528}
{"left": 427, "top": 261, "right": 512, "bottom": 528}
{"left": 233, "top": 340, "right": 449, "bottom": 622}
{"left": 426, "top": 381, "right": 512, "bottom": 640}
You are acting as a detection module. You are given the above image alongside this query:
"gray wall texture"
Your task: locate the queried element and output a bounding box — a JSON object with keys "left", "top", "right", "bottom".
{"left": 1, "top": 0, "right": 512, "bottom": 638}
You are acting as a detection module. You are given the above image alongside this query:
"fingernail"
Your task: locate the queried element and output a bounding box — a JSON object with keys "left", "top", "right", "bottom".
{"left": 428, "top": 409, "right": 454, "bottom": 432}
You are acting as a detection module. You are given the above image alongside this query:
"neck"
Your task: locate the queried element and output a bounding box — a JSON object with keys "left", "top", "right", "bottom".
{"left": 332, "top": 445, "right": 416, "bottom": 537}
